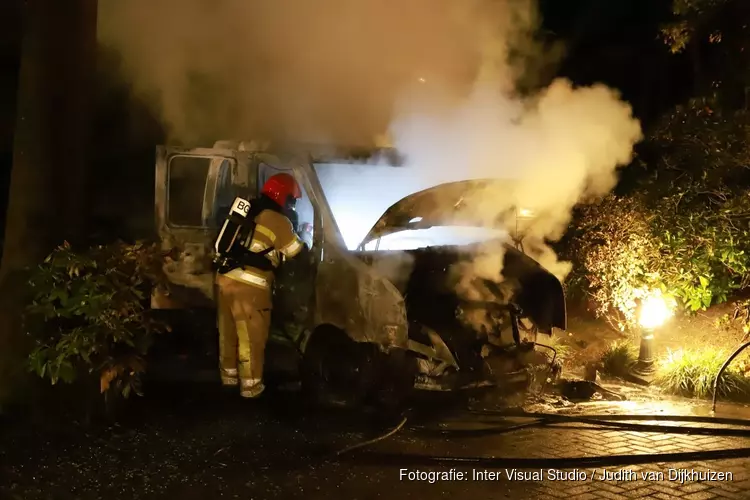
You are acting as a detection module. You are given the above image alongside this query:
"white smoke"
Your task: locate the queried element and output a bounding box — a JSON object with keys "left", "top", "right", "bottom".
{"left": 99, "top": 0, "right": 643, "bottom": 284}
{"left": 97, "top": 0, "right": 484, "bottom": 146}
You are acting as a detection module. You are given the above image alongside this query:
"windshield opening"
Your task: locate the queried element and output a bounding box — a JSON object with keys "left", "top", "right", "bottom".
{"left": 312, "top": 163, "right": 519, "bottom": 251}
{"left": 312, "top": 162, "right": 415, "bottom": 250}
{"left": 362, "top": 226, "right": 510, "bottom": 251}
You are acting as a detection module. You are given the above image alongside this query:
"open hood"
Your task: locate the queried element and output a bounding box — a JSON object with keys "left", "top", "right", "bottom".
{"left": 359, "top": 179, "right": 535, "bottom": 248}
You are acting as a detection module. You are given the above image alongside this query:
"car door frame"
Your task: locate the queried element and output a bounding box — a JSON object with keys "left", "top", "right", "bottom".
{"left": 153, "top": 146, "right": 252, "bottom": 309}
{"left": 290, "top": 157, "right": 410, "bottom": 351}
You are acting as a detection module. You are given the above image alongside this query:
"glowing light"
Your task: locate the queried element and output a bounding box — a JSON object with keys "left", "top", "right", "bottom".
{"left": 362, "top": 227, "right": 510, "bottom": 251}
{"left": 638, "top": 291, "right": 673, "bottom": 330}
{"left": 365, "top": 236, "right": 433, "bottom": 251}
{"left": 418, "top": 77, "right": 426, "bottom": 83}
{"left": 518, "top": 208, "right": 534, "bottom": 218}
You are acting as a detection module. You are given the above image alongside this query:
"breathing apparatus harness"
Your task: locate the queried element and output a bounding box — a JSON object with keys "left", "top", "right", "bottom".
{"left": 212, "top": 195, "right": 284, "bottom": 275}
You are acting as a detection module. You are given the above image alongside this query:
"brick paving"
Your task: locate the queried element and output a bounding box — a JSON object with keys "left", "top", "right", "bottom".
{"left": 4, "top": 396, "right": 750, "bottom": 499}
{"left": 362, "top": 396, "right": 750, "bottom": 500}
{"left": 373, "top": 439, "right": 750, "bottom": 498}
{"left": 368, "top": 401, "right": 750, "bottom": 499}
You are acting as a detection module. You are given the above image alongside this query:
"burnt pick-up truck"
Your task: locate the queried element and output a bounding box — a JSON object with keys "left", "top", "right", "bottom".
{"left": 152, "top": 142, "right": 566, "bottom": 408}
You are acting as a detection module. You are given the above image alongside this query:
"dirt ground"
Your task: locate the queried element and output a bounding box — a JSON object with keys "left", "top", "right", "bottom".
{"left": 556, "top": 299, "right": 750, "bottom": 373}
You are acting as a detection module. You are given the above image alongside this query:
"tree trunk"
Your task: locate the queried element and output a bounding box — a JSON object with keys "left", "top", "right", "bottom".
{"left": 0, "top": 0, "right": 98, "bottom": 408}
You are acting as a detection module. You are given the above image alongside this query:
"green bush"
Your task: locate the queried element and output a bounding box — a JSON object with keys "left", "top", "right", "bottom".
{"left": 655, "top": 348, "right": 750, "bottom": 399}
{"left": 566, "top": 98, "right": 750, "bottom": 332}
{"left": 568, "top": 195, "right": 663, "bottom": 331}
{"left": 648, "top": 190, "right": 750, "bottom": 310}
{"left": 599, "top": 340, "right": 638, "bottom": 378}
{"left": 24, "top": 241, "right": 169, "bottom": 407}
{"left": 569, "top": 191, "right": 750, "bottom": 331}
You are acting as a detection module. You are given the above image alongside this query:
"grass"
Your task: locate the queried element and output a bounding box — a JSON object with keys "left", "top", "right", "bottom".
{"left": 655, "top": 348, "right": 750, "bottom": 399}
{"left": 599, "top": 340, "right": 638, "bottom": 378}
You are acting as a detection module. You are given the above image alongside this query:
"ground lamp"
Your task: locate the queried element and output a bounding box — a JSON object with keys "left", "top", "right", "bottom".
{"left": 629, "top": 292, "right": 673, "bottom": 385}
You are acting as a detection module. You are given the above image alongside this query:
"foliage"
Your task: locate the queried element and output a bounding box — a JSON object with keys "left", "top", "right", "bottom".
{"left": 660, "top": 20, "right": 694, "bottom": 54}
{"left": 672, "top": 0, "right": 729, "bottom": 16}
{"left": 599, "top": 341, "right": 638, "bottom": 378}
{"left": 546, "top": 333, "right": 571, "bottom": 363}
{"left": 716, "top": 299, "right": 750, "bottom": 336}
{"left": 570, "top": 190, "right": 750, "bottom": 330}
{"left": 650, "top": 195, "right": 750, "bottom": 306}
{"left": 643, "top": 101, "right": 750, "bottom": 312}
{"left": 661, "top": 0, "right": 730, "bottom": 53}
{"left": 568, "top": 98, "right": 750, "bottom": 331}
{"left": 24, "top": 241, "right": 169, "bottom": 405}
{"left": 732, "top": 300, "right": 750, "bottom": 336}
{"left": 647, "top": 99, "right": 750, "bottom": 307}
{"left": 568, "top": 195, "right": 668, "bottom": 330}
{"left": 649, "top": 99, "right": 750, "bottom": 182}
{"left": 655, "top": 347, "right": 750, "bottom": 399}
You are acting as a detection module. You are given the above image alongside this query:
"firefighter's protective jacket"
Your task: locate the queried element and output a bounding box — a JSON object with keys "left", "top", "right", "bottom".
{"left": 221, "top": 205, "right": 306, "bottom": 292}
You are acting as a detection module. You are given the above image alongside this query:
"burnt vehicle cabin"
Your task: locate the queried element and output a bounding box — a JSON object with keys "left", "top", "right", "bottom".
{"left": 151, "top": 144, "right": 566, "bottom": 400}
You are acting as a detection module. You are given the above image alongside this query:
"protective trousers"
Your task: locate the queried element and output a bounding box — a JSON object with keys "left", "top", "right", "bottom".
{"left": 216, "top": 274, "right": 272, "bottom": 398}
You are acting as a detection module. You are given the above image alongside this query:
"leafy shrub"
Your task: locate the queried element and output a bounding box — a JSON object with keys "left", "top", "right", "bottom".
{"left": 567, "top": 98, "right": 750, "bottom": 331}
{"left": 638, "top": 100, "right": 750, "bottom": 313}
{"left": 655, "top": 348, "right": 750, "bottom": 399}
{"left": 660, "top": 0, "right": 733, "bottom": 54}
{"left": 568, "top": 196, "right": 660, "bottom": 331}
{"left": 599, "top": 341, "right": 638, "bottom": 378}
{"left": 716, "top": 299, "right": 750, "bottom": 336}
{"left": 649, "top": 191, "right": 750, "bottom": 308}
{"left": 24, "top": 241, "right": 169, "bottom": 407}
{"left": 569, "top": 192, "right": 750, "bottom": 331}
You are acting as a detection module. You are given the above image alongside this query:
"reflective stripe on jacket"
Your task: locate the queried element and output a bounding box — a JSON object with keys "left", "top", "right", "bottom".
{"left": 223, "top": 208, "right": 305, "bottom": 289}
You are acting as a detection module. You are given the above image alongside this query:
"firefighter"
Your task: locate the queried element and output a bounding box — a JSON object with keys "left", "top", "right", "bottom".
{"left": 213, "top": 173, "right": 308, "bottom": 398}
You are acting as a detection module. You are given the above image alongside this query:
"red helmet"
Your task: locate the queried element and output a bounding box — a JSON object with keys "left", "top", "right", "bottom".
{"left": 261, "top": 173, "right": 301, "bottom": 207}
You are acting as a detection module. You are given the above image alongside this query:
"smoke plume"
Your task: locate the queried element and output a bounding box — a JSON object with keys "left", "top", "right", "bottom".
{"left": 98, "top": 0, "right": 484, "bottom": 146}
{"left": 99, "top": 0, "right": 643, "bottom": 290}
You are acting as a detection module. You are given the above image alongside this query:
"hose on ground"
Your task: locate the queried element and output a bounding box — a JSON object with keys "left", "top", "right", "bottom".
{"left": 412, "top": 419, "right": 546, "bottom": 437}
{"left": 466, "top": 410, "right": 750, "bottom": 436}
{"left": 333, "top": 411, "right": 750, "bottom": 464}
{"left": 415, "top": 417, "right": 750, "bottom": 437}
{"left": 471, "top": 409, "right": 750, "bottom": 426}
{"left": 334, "top": 415, "right": 408, "bottom": 456}
{"left": 338, "top": 446, "right": 750, "bottom": 468}
{"left": 712, "top": 340, "right": 750, "bottom": 412}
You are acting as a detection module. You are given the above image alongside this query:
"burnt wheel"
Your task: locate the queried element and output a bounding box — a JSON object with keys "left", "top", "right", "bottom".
{"left": 371, "top": 348, "right": 418, "bottom": 414}
{"left": 300, "top": 326, "right": 378, "bottom": 409}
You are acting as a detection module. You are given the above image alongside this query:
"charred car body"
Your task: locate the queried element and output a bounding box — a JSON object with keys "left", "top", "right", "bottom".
{"left": 153, "top": 143, "right": 566, "bottom": 406}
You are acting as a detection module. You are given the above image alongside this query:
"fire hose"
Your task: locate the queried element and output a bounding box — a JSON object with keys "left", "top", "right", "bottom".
{"left": 327, "top": 302, "right": 750, "bottom": 465}
{"left": 332, "top": 410, "right": 750, "bottom": 467}
{"left": 712, "top": 340, "right": 750, "bottom": 412}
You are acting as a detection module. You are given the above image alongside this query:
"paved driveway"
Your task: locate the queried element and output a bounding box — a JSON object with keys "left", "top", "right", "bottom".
{"left": 2, "top": 388, "right": 750, "bottom": 499}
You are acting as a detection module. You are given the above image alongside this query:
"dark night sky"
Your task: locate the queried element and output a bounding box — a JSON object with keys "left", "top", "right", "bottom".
{"left": 542, "top": 0, "right": 683, "bottom": 122}
{"left": 0, "top": 0, "right": 685, "bottom": 240}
